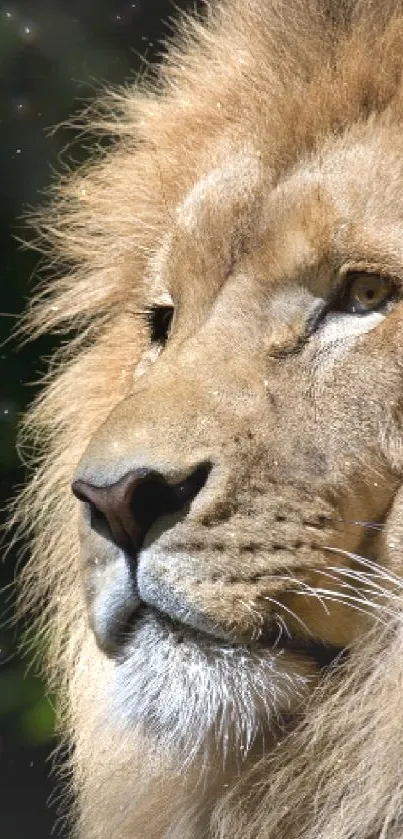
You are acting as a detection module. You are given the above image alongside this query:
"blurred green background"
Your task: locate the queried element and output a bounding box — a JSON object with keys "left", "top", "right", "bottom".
{"left": 0, "top": 2, "right": 199, "bottom": 835}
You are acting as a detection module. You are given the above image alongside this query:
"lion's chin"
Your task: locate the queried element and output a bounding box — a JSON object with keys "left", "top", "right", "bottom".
{"left": 106, "top": 607, "right": 320, "bottom": 765}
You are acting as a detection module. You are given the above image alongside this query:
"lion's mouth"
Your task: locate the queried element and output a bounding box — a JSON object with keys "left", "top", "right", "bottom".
{"left": 127, "top": 604, "right": 345, "bottom": 670}
{"left": 80, "top": 507, "right": 345, "bottom": 670}
{"left": 258, "top": 628, "right": 345, "bottom": 667}
{"left": 81, "top": 533, "right": 347, "bottom": 668}
{"left": 83, "top": 536, "right": 346, "bottom": 667}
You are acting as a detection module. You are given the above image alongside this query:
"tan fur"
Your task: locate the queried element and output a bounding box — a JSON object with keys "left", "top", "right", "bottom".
{"left": 14, "top": 1, "right": 403, "bottom": 837}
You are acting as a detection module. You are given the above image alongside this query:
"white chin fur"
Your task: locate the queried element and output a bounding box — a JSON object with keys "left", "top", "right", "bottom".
{"left": 105, "top": 610, "right": 318, "bottom": 765}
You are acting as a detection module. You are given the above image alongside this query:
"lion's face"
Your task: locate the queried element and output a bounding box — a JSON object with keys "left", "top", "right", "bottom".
{"left": 72, "top": 123, "right": 403, "bottom": 751}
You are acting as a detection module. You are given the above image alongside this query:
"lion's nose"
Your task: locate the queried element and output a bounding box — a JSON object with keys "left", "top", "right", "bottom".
{"left": 72, "top": 462, "right": 211, "bottom": 557}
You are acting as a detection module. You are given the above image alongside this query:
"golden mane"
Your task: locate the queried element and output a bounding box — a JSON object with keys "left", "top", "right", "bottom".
{"left": 14, "top": 1, "right": 403, "bottom": 837}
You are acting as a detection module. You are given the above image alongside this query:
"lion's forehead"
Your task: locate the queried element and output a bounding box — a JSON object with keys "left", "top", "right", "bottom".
{"left": 151, "top": 127, "right": 403, "bottom": 312}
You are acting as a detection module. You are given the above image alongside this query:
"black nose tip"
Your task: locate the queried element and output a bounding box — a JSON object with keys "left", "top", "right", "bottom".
{"left": 72, "top": 462, "right": 211, "bottom": 556}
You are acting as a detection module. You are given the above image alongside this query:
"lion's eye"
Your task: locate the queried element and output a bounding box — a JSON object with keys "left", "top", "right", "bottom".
{"left": 338, "top": 272, "right": 396, "bottom": 314}
{"left": 146, "top": 306, "right": 174, "bottom": 345}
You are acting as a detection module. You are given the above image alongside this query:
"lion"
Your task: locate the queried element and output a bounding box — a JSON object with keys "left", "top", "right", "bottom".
{"left": 14, "top": 0, "right": 403, "bottom": 836}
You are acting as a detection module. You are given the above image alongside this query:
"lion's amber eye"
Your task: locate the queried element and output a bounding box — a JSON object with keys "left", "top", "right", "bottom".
{"left": 340, "top": 272, "right": 396, "bottom": 314}
{"left": 146, "top": 305, "right": 174, "bottom": 345}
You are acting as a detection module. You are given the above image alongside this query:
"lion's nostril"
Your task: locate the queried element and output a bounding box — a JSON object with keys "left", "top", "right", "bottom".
{"left": 72, "top": 461, "right": 212, "bottom": 557}
{"left": 72, "top": 474, "right": 142, "bottom": 555}
{"left": 88, "top": 502, "right": 114, "bottom": 543}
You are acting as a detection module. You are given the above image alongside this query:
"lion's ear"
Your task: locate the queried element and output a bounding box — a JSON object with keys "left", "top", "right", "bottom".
{"left": 381, "top": 486, "right": 403, "bottom": 578}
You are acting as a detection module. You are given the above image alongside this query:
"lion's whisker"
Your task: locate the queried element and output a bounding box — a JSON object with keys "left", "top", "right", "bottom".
{"left": 276, "top": 574, "right": 332, "bottom": 616}
{"left": 333, "top": 518, "right": 385, "bottom": 531}
{"left": 317, "top": 568, "right": 392, "bottom": 600}
{"left": 262, "top": 595, "right": 312, "bottom": 638}
{"left": 238, "top": 598, "right": 265, "bottom": 641}
{"left": 271, "top": 617, "right": 284, "bottom": 649}
{"left": 271, "top": 614, "right": 291, "bottom": 648}
{"left": 299, "top": 579, "right": 397, "bottom": 621}
{"left": 276, "top": 614, "right": 291, "bottom": 639}
{"left": 324, "top": 547, "right": 403, "bottom": 590}
{"left": 326, "top": 566, "right": 402, "bottom": 601}
{"left": 291, "top": 585, "right": 390, "bottom": 625}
